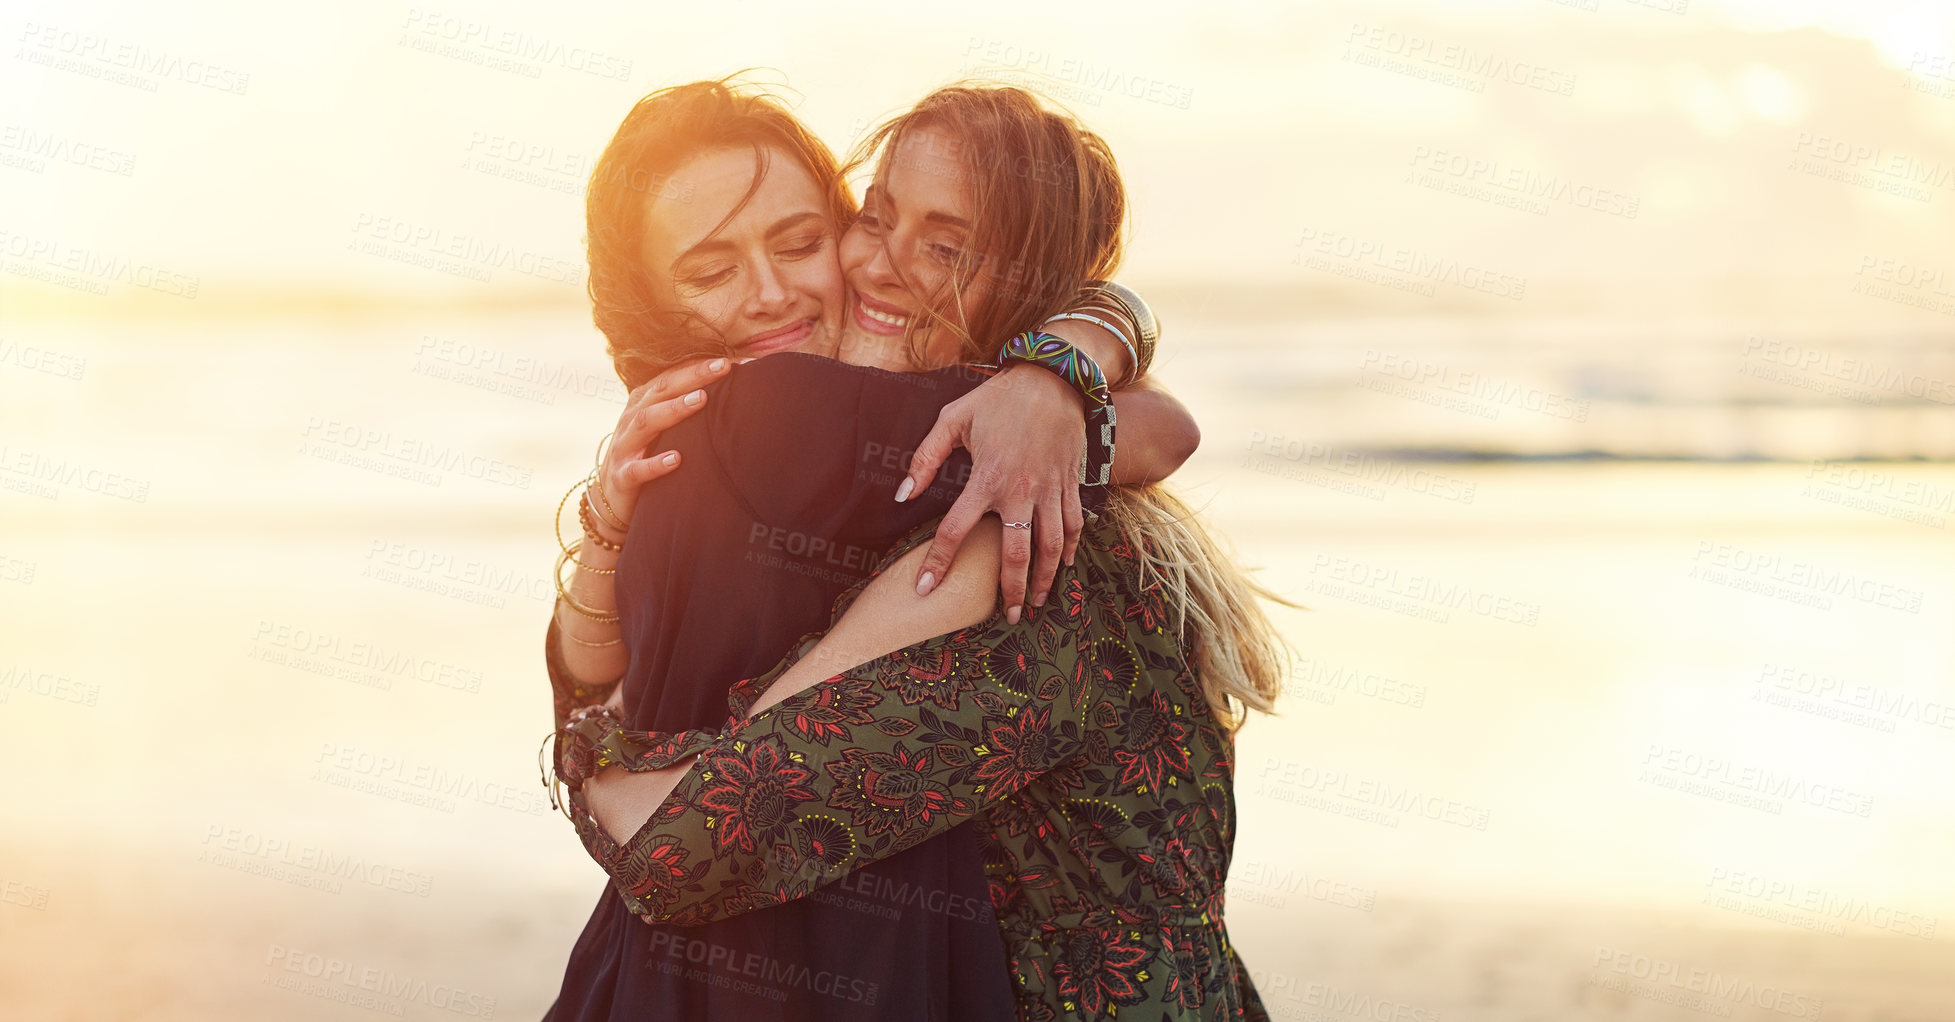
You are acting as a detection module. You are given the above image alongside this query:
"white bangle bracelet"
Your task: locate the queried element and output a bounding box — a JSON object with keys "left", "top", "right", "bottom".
{"left": 1041, "top": 311, "right": 1139, "bottom": 388}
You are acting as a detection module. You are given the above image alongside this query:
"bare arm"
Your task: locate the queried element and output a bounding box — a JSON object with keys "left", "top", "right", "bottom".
{"left": 1109, "top": 377, "right": 1199, "bottom": 485}
{"left": 582, "top": 522, "right": 1004, "bottom": 847}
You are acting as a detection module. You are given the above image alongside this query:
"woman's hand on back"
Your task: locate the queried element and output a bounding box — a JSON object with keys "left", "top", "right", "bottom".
{"left": 591, "top": 357, "right": 732, "bottom": 536}
{"left": 901, "top": 365, "right": 1085, "bottom": 623}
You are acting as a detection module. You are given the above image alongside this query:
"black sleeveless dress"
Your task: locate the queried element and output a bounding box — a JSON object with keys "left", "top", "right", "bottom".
{"left": 542, "top": 353, "right": 1016, "bottom": 1021}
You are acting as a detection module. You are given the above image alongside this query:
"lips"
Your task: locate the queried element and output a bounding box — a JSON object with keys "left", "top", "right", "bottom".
{"left": 736, "top": 317, "right": 816, "bottom": 358}
{"left": 853, "top": 292, "right": 912, "bottom": 336}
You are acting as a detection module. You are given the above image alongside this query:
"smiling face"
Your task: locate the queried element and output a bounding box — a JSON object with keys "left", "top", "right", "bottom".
{"left": 837, "top": 125, "right": 993, "bottom": 370}
{"left": 638, "top": 145, "right": 844, "bottom": 360}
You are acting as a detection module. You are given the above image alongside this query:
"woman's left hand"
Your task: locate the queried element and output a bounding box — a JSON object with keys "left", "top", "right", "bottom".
{"left": 901, "top": 365, "right": 1084, "bottom": 622}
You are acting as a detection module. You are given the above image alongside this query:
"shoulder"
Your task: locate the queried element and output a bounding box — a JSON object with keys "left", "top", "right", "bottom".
{"left": 717, "top": 352, "right": 984, "bottom": 401}
{"left": 699, "top": 354, "right": 984, "bottom": 526}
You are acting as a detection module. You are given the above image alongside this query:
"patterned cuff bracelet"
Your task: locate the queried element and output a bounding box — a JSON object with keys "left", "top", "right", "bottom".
{"left": 997, "top": 330, "right": 1112, "bottom": 409}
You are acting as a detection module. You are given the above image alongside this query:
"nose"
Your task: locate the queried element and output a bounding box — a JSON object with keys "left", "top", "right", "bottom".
{"left": 861, "top": 237, "right": 903, "bottom": 293}
{"left": 746, "top": 256, "right": 792, "bottom": 318}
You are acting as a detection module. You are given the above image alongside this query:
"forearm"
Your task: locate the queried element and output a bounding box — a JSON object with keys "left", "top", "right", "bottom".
{"left": 1109, "top": 378, "right": 1199, "bottom": 484}
{"left": 548, "top": 517, "right": 629, "bottom": 727}
{"left": 578, "top": 683, "right": 1002, "bottom": 926}
{"left": 554, "top": 543, "right": 627, "bottom": 683}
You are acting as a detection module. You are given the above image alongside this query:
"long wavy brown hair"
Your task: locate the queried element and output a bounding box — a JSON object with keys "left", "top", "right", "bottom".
{"left": 584, "top": 78, "right": 854, "bottom": 390}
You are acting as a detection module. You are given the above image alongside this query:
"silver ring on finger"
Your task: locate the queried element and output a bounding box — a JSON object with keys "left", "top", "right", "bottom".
{"left": 1004, "top": 520, "right": 1033, "bottom": 530}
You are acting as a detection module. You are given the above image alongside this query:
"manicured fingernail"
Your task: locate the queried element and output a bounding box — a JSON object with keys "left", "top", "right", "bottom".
{"left": 893, "top": 478, "right": 914, "bottom": 503}
{"left": 684, "top": 389, "right": 704, "bottom": 406}
{"left": 916, "top": 571, "right": 935, "bottom": 597}
{"left": 660, "top": 452, "right": 677, "bottom": 467}
{"left": 1006, "top": 605, "right": 1021, "bottom": 625}
{"left": 709, "top": 358, "right": 727, "bottom": 371}
{"left": 736, "top": 357, "right": 756, "bottom": 365}
{"left": 1033, "top": 591, "right": 1047, "bottom": 607}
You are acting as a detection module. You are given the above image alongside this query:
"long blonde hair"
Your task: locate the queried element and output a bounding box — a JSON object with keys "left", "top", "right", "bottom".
{"left": 1101, "top": 486, "right": 1292, "bottom": 731}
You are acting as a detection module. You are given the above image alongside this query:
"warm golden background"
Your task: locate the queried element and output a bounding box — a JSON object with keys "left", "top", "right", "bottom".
{"left": 4, "top": 0, "right": 1952, "bottom": 1019}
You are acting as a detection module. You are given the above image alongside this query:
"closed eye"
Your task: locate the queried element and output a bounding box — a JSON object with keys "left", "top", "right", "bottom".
{"left": 679, "top": 266, "right": 734, "bottom": 291}
{"left": 780, "top": 234, "right": 826, "bottom": 258}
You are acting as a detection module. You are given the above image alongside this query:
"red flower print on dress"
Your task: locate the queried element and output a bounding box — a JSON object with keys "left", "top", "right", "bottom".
{"left": 1163, "top": 926, "right": 1215, "bottom": 1010}
{"left": 875, "top": 645, "right": 976, "bottom": 711}
{"left": 1112, "top": 689, "right": 1194, "bottom": 794}
{"left": 1052, "top": 926, "right": 1152, "bottom": 1015}
{"left": 780, "top": 678, "right": 879, "bottom": 744}
{"left": 692, "top": 737, "right": 819, "bottom": 855}
{"left": 615, "top": 833, "right": 706, "bottom": 918}
{"left": 1122, "top": 582, "right": 1170, "bottom": 635}
{"left": 982, "top": 631, "right": 1041, "bottom": 697}
{"left": 1084, "top": 637, "right": 1142, "bottom": 696}
{"left": 826, "top": 742, "right": 973, "bottom": 838}
{"left": 974, "top": 705, "right": 1068, "bottom": 797}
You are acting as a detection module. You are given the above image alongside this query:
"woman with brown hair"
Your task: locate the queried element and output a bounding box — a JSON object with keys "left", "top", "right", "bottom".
{"left": 550, "top": 82, "right": 1283, "bottom": 1020}
{"left": 541, "top": 80, "right": 1212, "bottom": 1020}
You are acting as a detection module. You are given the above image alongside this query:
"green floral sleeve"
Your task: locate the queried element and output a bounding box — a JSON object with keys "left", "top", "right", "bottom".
{"left": 564, "top": 552, "right": 1126, "bottom": 926}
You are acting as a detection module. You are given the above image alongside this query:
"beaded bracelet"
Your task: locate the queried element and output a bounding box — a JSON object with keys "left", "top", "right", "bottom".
{"left": 578, "top": 497, "right": 625, "bottom": 553}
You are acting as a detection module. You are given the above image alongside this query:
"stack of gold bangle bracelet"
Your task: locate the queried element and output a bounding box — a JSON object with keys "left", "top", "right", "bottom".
{"left": 552, "top": 434, "right": 630, "bottom": 646}
{"left": 554, "top": 545, "right": 619, "bottom": 624}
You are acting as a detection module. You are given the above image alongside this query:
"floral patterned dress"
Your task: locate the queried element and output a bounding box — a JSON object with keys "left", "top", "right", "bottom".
{"left": 556, "top": 516, "right": 1269, "bottom": 1021}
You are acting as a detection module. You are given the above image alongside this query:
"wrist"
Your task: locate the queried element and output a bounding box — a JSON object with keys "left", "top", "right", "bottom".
{"left": 583, "top": 490, "right": 629, "bottom": 537}
{"left": 578, "top": 493, "right": 628, "bottom": 552}
{"left": 1002, "top": 361, "right": 1086, "bottom": 410}
{"left": 556, "top": 703, "right": 627, "bottom": 790}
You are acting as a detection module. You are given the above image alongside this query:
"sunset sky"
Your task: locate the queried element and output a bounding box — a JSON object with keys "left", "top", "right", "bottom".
{"left": 6, "top": 0, "right": 1952, "bottom": 319}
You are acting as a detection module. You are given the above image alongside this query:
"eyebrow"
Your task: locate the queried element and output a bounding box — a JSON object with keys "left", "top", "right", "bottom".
{"left": 674, "top": 210, "right": 827, "bottom": 265}
{"left": 866, "top": 184, "right": 969, "bottom": 230}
